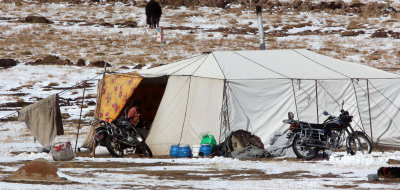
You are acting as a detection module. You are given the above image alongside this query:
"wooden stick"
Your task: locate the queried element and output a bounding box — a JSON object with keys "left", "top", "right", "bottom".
{"left": 75, "top": 82, "right": 86, "bottom": 153}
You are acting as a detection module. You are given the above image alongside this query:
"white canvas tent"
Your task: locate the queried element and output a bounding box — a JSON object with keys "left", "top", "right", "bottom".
{"left": 138, "top": 49, "right": 400, "bottom": 155}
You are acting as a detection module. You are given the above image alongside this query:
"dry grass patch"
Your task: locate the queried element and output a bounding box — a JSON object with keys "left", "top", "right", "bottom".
{"left": 9, "top": 84, "right": 33, "bottom": 91}
{"left": 83, "top": 110, "right": 95, "bottom": 118}
{"left": 47, "top": 82, "right": 59, "bottom": 87}
{"left": 323, "top": 184, "right": 358, "bottom": 188}
{"left": 347, "top": 20, "right": 364, "bottom": 30}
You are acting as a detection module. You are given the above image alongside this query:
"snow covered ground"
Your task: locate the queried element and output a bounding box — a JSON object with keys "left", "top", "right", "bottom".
{"left": 0, "top": 122, "right": 400, "bottom": 189}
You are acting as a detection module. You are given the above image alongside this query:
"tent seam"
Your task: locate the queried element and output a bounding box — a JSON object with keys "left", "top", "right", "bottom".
{"left": 291, "top": 49, "right": 350, "bottom": 79}
{"left": 178, "top": 76, "right": 192, "bottom": 145}
{"left": 170, "top": 55, "right": 207, "bottom": 76}
{"left": 232, "top": 51, "right": 289, "bottom": 78}
{"left": 211, "top": 52, "right": 227, "bottom": 80}
{"left": 190, "top": 54, "right": 210, "bottom": 76}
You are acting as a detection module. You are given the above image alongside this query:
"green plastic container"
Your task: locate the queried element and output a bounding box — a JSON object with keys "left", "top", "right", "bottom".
{"left": 200, "top": 135, "right": 217, "bottom": 148}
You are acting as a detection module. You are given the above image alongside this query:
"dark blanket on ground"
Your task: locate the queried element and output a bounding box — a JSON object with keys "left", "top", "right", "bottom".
{"left": 18, "top": 94, "right": 64, "bottom": 149}
{"left": 231, "top": 146, "right": 269, "bottom": 160}
{"left": 216, "top": 129, "right": 266, "bottom": 158}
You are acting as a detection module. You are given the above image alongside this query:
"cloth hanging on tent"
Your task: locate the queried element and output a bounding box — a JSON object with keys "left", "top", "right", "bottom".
{"left": 18, "top": 94, "right": 64, "bottom": 149}
{"left": 98, "top": 74, "right": 142, "bottom": 123}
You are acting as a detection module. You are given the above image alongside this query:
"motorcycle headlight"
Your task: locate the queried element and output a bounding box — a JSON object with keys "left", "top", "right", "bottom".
{"left": 136, "top": 136, "right": 143, "bottom": 142}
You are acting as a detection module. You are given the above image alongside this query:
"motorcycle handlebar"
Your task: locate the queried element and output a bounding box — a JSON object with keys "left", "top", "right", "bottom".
{"left": 282, "top": 119, "right": 293, "bottom": 124}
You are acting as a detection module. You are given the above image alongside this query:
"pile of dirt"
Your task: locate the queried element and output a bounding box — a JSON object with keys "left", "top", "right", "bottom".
{"left": 88, "top": 60, "right": 111, "bottom": 68}
{"left": 26, "top": 55, "right": 74, "bottom": 66}
{"left": 6, "top": 158, "right": 67, "bottom": 183}
{"left": 76, "top": 59, "right": 86, "bottom": 66}
{"left": 370, "top": 30, "right": 400, "bottom": 39}
{"left": 0, "top": 59, "right": 18, "bottom": 68}
{"left": 340, "top": 30, "right": 365, "bottom": 37}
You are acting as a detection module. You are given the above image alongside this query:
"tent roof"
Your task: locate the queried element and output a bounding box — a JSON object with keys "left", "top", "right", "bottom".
{"left": 138, "top": 49, "right": 400, "bottom": 80}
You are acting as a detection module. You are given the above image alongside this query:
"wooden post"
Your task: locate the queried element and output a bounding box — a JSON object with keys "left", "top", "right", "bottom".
{"left": 367, "top": 79, "right": 374, "bottom": 145}
{"left": 103, "top": 61, "right": 107, "bottom": 78}
{"left": 92, "top": 140, "right": 96, "bottom": 158}
{"left": 75, "top": 82, "right": 86, "bottom": 153}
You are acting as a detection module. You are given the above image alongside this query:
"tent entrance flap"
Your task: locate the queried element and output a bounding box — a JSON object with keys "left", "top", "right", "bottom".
{"left": 97, "top": 74, "right": 142, "bottom": 122}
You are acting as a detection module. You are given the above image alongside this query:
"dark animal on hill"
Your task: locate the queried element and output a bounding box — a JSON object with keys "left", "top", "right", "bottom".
{"left": 378, "top": 167, "right": 400, "bottom": 178}
{"left": 145, "top": 0, "right": 162, "bottom": 28}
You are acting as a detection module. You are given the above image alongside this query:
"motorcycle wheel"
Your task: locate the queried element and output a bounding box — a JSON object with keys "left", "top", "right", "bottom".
{"left": 347, "top": 133, "right": 372, "bottom": 155}
{"left": 138, "top": 142, "right": 153, "bottom": 158}
{"left": 292, "top": 135, "right": 318, "bottom": 160}
{"left": 105, "top": 135, "right": 125, "bottom": 157}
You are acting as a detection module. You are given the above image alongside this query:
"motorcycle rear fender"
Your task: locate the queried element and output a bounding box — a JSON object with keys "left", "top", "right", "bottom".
{"left": 95, "top": 126, "right": 108, "bottom": 133}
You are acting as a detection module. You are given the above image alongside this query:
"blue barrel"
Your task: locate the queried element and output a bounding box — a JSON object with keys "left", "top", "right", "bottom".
{"left": 178, "top": 144, "right": 192, "bottom": 158}
{"left": 169, "top": 145, "right": 179, "bottom": 158}
{"left": 199, "top": 144, "right": 212, "bottom": 156}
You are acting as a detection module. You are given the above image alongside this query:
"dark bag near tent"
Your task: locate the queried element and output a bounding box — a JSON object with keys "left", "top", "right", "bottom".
{"left": 215, "top": 141, "right": 229, "bottom": 157}
{"left": 216, "top": 129, "right": 265, "bottom": 157}
{"left": 229, "top": 129, "right": 264, "bottom": 152}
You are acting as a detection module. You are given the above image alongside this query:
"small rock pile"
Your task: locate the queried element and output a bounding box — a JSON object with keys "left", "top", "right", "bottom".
{"left": 0, "top": 59, "right": 18, "bottom": 68}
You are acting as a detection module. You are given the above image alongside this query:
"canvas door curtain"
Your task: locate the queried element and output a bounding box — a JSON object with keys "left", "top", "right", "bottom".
{"left": 81, "top": 74, "right": 142, "bottom": 149}
{"left": 98, "top": 74, "right": 142, "bottom": 122}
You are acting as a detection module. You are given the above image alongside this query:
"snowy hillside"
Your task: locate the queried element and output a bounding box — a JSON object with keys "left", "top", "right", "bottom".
{"left": 1, "top": 1, "right": 400, "bottom": 189}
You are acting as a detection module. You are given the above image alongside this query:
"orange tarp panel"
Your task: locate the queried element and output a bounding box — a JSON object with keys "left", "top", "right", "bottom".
{"left": 98, "top": 74, "right": 142, "bottom": 122}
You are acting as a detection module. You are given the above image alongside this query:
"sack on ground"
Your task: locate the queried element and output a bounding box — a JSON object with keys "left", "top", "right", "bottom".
{"left": 50, "top": 141, "right": 75, "bottom": 161}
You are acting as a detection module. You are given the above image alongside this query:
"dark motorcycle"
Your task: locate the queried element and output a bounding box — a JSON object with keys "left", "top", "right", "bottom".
{"left": 283, "top": 106, "right": 372, "bottom": 160}
{"left": 90, "top": 108, "right": 152, "bottom": 158}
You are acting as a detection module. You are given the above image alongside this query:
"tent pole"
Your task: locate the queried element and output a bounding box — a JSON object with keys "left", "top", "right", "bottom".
{"left": 352, "top": 79, "right": 366, "bottom": 132}
{"left": 222, "top": 81, "right": 230, "bottom": 157}
{"left": 291, "top": 80, "right": 299, "bottom": 120}
{"left": 315, "top": 80, "right": 319, "bottom": 124}
{"left": 102, "top": 61, "right": 107, "bottom": 77}
{"left": 367, "top": 79, "right": 374, "bottom": 145}
{"left": 75, "top": 82, "right": 86, "bottom": 153}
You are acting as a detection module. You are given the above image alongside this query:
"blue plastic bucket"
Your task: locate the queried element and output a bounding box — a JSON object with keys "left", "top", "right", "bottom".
{"left": 169, "top": 145, "right": 179, "bottom": 158}
{"left": 178, "top": 144, "right": 192, "bottom": 158}
{"left": 199, "top": 144, "right": 212, "bottom": 156}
